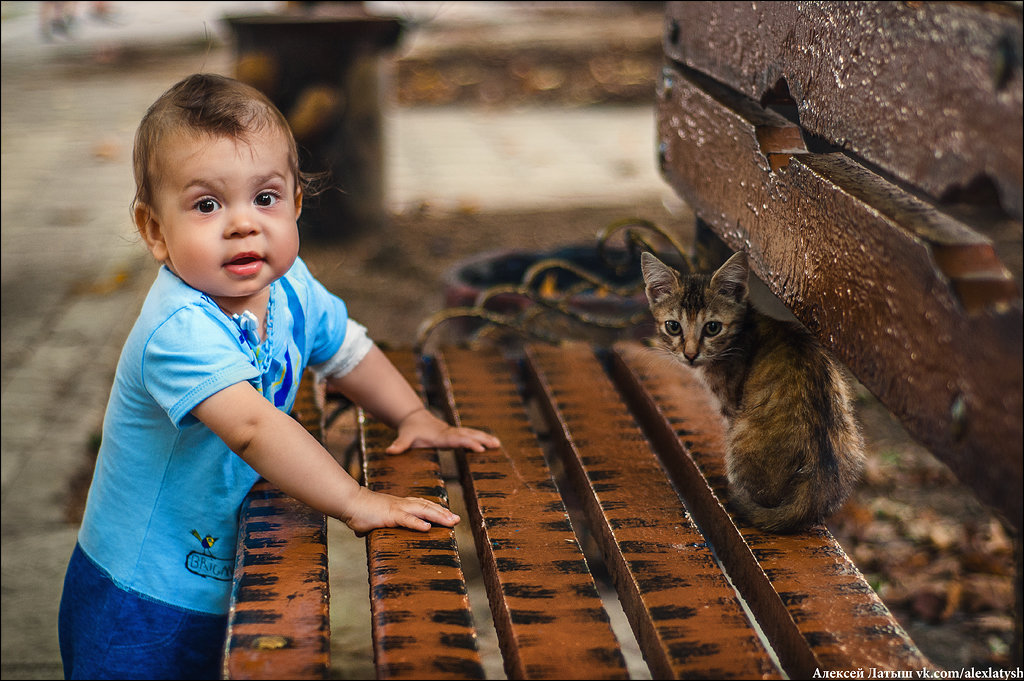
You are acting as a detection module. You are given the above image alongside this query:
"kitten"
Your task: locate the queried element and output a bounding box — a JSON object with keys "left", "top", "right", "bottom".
{"left": 640, "top": 250, "right": 865, "bottom": 532}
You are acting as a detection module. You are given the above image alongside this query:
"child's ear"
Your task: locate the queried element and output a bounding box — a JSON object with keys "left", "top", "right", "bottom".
{"left": 134, "top": 203, "right": 169, "bottom": 262}
{"left": 294, "top": 186, "right": 303, "bottom": 220}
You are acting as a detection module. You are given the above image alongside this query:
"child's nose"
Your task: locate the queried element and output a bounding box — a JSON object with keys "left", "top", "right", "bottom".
{"left": 225, "top": 207, "right": 259, "bottom": 237}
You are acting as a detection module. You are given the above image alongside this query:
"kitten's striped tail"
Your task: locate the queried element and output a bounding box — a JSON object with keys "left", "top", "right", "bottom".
{"left": 729, "top": 485, "right": 820, "bottom": 534}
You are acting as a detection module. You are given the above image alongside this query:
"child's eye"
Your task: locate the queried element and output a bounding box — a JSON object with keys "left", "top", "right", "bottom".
{"left": 195, "top": 198, "right": 220, "bottom": 214}
{"left": 254, "top": 192, "right": 279, "bottom": 207}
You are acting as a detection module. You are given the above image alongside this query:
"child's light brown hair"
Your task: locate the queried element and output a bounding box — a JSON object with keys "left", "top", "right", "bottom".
{"left": 131, "top": 73, "right": 308, "bottom": 215}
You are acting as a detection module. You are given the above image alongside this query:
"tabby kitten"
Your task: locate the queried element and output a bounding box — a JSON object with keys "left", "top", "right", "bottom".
{"left": 641, "top": 250, "right": 865, "bottom": 532}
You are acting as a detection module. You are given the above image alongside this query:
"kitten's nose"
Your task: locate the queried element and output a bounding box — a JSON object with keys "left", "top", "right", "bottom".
{"left": 683, "top": 340, "right": 699, "bottom": 364}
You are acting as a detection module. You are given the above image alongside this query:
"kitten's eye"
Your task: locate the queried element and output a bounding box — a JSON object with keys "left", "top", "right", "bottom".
{"left": 195, "top": 198, "right": 220, "bottom": 214}
{"left": 664, "top": 320, "right": 682, "bottom": 336}
{"left": 704, "top": 321, "right": 722, "bottom": 336}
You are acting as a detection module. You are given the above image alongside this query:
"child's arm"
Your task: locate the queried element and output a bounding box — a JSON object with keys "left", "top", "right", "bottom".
{"left": 192, "top": 382, "right": 460, "bottom": 535}
{"left": 324, "top": 345, "right": 500, "bottom": 454}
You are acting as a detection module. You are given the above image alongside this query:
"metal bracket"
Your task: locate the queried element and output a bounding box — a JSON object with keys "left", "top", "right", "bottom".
{"left": 415, "top": 218, "right": 693, "bottom": 352}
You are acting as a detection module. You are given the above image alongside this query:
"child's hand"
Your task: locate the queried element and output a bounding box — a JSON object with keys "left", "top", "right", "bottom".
{"left": 386, "top": 408, "right": 500, "bottom": 454}
{"left": 341, "top": 486, "right": 460, "bottom": 536}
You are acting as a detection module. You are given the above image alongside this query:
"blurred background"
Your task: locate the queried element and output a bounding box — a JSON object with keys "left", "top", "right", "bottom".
{"left": 1, "top": 2, "right": 1015, "bottom": 678}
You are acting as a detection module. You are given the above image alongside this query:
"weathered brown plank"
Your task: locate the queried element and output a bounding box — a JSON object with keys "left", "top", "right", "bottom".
{"left": 663, "top": 1, "right": 1024, "bottom": 221}
{"left": 226, "top": 485, "right": 331, "bottom": 680}
{"left": 524, "top": 342, "right": 781, "bottom": 680}
{"left": 609, "top": 341, "right": 931, "bottom": 677}
{"left": 225, "top": 376, "right": 330, "bottom": 680}
{"left": 436, "top": 346, "right": 630, "bottom": 680}
{"left": 362, "top": 351, "right": 485, "bottom": 680}
{"left": 656, "top": 61, "right": 1023, "bottom": 529}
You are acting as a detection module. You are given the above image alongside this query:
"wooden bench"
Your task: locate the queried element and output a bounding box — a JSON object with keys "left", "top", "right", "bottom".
{"left": 655, "top": 1, "right": 1022, "bottom": 534}
{"left": 221, "top": 2, "right": 1021, "bottom": 677}
{"left": 223, "top": 343, "right": 940, "bottom": 679}
{"left": 653, "top": 0, "right": 1022, "bottom": 669}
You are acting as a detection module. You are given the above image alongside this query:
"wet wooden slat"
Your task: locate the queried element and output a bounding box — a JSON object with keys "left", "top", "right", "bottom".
{"left": 523, "top": 342, "right": 780, "bottom": 680}
{"left": 662, "top": 1, "right": 1024, "bottom": 221}
{"left": 226, "top": 375, "right": 330, "bottom": 680}
{"left": 361, "top": 350, "right": 485, "bottom": 680}
{"left": 656, "top": 61, "right": 1022, "bottom": 530}
{"left": 226, "top": 486, "right": 331, "bottom": 680}
{"left": 609, "top": 341, "right": 930, "bottom": 677}
{"left": 435, "top": 346, "right": 630, "bottom": 680}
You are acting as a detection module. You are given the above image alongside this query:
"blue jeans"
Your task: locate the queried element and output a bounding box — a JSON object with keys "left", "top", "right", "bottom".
{"left": 58, "top": 543, "right": 228, "bottom": 680}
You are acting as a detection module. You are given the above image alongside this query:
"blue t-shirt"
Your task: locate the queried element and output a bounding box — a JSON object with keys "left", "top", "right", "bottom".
{"left": 78, "top": 258, "right": 351, "bottom": 615}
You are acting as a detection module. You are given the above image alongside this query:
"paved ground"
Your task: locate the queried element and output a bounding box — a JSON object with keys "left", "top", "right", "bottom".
{"left": 1, "top": 2, "right": 675, "bottom": 678}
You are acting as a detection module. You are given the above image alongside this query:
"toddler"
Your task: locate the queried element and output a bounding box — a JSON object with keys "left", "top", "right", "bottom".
{"left": 58, "top": 73, "right": 499, "bottom": 680}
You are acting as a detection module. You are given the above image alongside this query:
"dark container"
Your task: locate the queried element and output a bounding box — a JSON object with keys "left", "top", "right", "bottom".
{"left": 223, "top": 8, "right": 402, "bottom": 240}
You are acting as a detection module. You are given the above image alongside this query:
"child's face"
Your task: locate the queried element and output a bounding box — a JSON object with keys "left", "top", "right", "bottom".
{"left": 137, "top": 128, "right": 301, "bottom": 316}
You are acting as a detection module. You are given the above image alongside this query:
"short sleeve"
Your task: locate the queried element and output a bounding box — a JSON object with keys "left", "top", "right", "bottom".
{"left": 284, "top": 258, "right": 356, "bottom": 367}
{"left": 143, "top": 306, "right": 259, "bottom": 426}
{"left": 310, "top": 319, "right": 374, "bottom": 379}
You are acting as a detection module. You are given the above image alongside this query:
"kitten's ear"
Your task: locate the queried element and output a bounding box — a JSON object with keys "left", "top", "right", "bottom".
{"left": 641, "top": 251, "right": 678, "bottom": 303}
{"left": 710, "top": 251, "right": 749, "bottom": 303}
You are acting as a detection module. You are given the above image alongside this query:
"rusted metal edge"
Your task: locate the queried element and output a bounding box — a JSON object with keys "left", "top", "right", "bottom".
{"left": 434, "top": 346, "right": 630, "bottom": 680}
{"left": 523, "top": 342, "right": 781, "bottom": 680}
{"left": 608, "top": 341, "right": 931, "bottom": 676}
{"left": 656, "top": 60, "right": 1022, "bottom": 530}
{"left": 225, "top": 377, "right": 330, "bottom": 680}
{"left": 361, "top": 350, "right": 485, "bottom": 680}
{"left": 662, "top": 0, "right": 1024, "bottom": 221}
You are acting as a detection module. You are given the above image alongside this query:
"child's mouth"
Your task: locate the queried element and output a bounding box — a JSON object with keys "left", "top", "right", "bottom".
{"left": 225, "top": 253, "right": 264, "bottom": 277}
